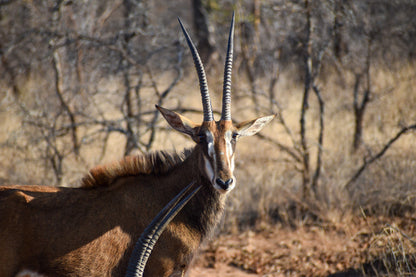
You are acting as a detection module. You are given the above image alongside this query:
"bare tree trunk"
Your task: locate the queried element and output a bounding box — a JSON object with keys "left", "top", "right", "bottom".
{"left": 352, "top": 36, "right": 372, "bottom": 152}
{"left": 1, "top": 52, "right": 20, "bottom": 98}
{"left": 192, "top": 0, "right": 214, "bottom": 64}
{"left": 240, "top": 6, "right": 262, "bottom": 114}
{"left": 300, "top": 0, "right": 312, "bottom": 200}
{"left": 253, "top": 0, "right": 261, "bottom": 48}
{"left": 352, "top": 74, "right": 363, "bottom": 151}
{"left": 299, "top": 0, "right": 327, "bottom": 200}
{"left": 310, "top": 85, "right": 324, "bottom": 196}
{"left": 122, "top": 0, "right": 140, "bottom": 156}
{"left": 333, "top": 0, "right": 343, "bottom": 61}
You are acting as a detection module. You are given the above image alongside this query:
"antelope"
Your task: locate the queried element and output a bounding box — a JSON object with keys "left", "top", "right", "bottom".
{"left": 0, "top": 13, "right": 274, "bottom": 277}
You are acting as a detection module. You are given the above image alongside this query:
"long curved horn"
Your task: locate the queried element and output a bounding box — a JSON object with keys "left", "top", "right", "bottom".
{"left": 221, "top": 12, "right": 235, "bottom": 121}
{"left": 178, "top": 18, "right": 214, "bottom": 122}
{"left": 125, "top": 181, "right": 201, "bottom": 277}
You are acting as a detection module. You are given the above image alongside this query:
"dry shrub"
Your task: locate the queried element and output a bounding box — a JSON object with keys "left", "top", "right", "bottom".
{"left": 193, "top": 216, "right": 416, "bottom": 277}
{"left": 361, "top": 224, "right": 416, "bottom": 276}
{"left": 212, "top": 63, "right": 416, "bottom": 238}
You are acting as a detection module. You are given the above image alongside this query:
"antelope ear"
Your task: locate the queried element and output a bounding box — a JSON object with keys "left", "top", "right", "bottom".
{"left": 236, "top": 115, "right": 275, "bottom": 137}
{"left": 156, "top": 105, "right": 199, "bottom": 136}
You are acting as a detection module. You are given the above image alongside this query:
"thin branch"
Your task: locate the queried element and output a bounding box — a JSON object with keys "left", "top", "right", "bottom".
{"left": 239, "top": 16, "right": 260, "bottom": 114}
{"left": 93, "top": 0, "right": 123, "bottom": 32}
{"left": 145, "top": 42, "right": 184, "bottom": 150}
{"left": 255, "top": 133, "right": 302, "bottom": 163}
{"left": 267, "top": 59, "right": 302, "bottom": 156}
{"left": 385, "top": 224, "right": 416, "bottom": 247}
{"left": 311, "top": 84, "right": 325, "bottom": 193}
{"left": 344, "top": 124, "right": 416, "bottom": 190}
{"left": 52, "top": 50, "right": 80, "bottom": 155}
{"left": 352, "top": 28, "right": 372, "bottom": 151}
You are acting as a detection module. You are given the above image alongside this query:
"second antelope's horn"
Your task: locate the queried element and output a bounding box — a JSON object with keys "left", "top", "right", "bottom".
{"left": 125, "top": 181, "right": 201, "bottom": 277}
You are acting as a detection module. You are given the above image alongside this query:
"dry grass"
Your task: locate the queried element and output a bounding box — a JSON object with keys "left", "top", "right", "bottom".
{"left": 1, "top": 63, "right": 416, "bottom": 275}
{"left": 194, "top": 64, "right": 416, "bottom": 276}
{"left": 218, "top": 64, "right": 416, "bottom": 229}
{"left": 190, "top": 216, "right": 416, "bottom": 276}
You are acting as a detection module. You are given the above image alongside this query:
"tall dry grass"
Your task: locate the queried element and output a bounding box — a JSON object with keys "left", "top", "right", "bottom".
{"left": 216, "top": 64, "right": 416, "bottom": 231}
{"left": 1, "top": 60, "right": 415, "bottom": 276}
{"left": 1, "top": 64, "right": 415, "bottom": 223}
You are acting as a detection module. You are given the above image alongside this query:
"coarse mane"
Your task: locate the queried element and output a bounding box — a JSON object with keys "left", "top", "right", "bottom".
{"left": 81, "top": 149, "right": 193, "bottom": 188}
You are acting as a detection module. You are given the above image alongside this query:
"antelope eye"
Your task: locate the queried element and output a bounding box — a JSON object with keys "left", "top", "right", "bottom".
{"left": 197, "top": 134, "right": 206, "bottom": 143}
{"left": 232, "top": 133, "right": 239, "bottom": 140}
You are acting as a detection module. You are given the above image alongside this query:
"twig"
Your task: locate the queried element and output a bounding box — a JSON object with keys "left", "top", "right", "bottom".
{"left": 145, "top": 42, "right": 184, "bottom": 150}
{"left": 385, "top": 224, "right": 416, "bottom": 247}
{"left": 255, "top": 133, "right": 302, "bottom": 164}
{"left": 52, "top": 50, "right": 80, "bottom": 155}
{"left": 311, "top": 84, "right": 325, "bottom": 193}
{"left": 344, "top": 124, "right": 416, "bottom": 189}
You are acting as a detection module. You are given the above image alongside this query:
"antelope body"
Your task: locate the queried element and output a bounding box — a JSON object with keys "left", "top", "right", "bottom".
{"left": 0, "top": 14, "right": 274, "bottom": 277}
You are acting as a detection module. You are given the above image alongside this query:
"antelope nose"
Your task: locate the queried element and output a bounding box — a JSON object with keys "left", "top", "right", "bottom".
{"left": 215, "top": 178, "right": 234, "bottom": 190}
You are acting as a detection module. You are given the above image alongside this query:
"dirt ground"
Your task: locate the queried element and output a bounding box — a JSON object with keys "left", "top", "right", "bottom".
{"left": 188, "top": 216, "right": 416, "bottom": 277}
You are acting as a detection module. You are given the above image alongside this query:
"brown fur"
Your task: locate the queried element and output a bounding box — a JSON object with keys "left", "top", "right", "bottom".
{"left": 0, "top": 147, "right": 226, "bottom": 277}
{"left": 81, "top": 150, "right": 190, "bottom": 188}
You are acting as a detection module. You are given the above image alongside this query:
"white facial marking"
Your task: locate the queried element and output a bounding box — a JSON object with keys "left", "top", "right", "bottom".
{"left": 203, "top": 156, "right": 215, "bottom": 183}
{"left": 225, "top": 131, "right": 234, "bottom": 157}
{"left": 202, "top": 130, "right": 237, "bottom": 193}
{"left": 206, "top": 132, "right": 215, "bottom": 158}
{"left": 203, "top": 131, "right": 216, "bottom": 183}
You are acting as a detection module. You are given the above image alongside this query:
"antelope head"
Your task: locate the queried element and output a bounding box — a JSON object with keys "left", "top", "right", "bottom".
{"left": 126, "top": 14, "right": 275, "bottom": 277}
{"left": 157, "top": 13, "right": 275, "bottom": 194}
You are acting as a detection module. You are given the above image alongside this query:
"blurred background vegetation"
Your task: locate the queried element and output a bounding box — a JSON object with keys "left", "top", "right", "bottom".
{"left": 1, "top": 0, "right": 416, "bottom": 231}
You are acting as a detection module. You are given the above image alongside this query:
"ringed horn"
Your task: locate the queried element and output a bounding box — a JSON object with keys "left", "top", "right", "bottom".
{"left": 125, "top": 182, "right": 201, "bottom": 277}
{"left": 178, "top": 12, "right": 235, "bottom": 122}
{"left": 126, "top": 12, "right": 236, "bottom": 276}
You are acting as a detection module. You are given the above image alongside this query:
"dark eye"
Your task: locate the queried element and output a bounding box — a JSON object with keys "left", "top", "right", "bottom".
{"left": 232, "top": 133, "right": 239, "bottom": 141}
{"left": 197, "top": 134, "right": 206, "bottom": 143}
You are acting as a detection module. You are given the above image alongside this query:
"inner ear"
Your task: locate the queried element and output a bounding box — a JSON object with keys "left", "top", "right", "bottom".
{"left": 156, "top": 105, "right": 199, "bottom": 136}
{"left": 236, "top": 115, "right": 275, "bottom": 137}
